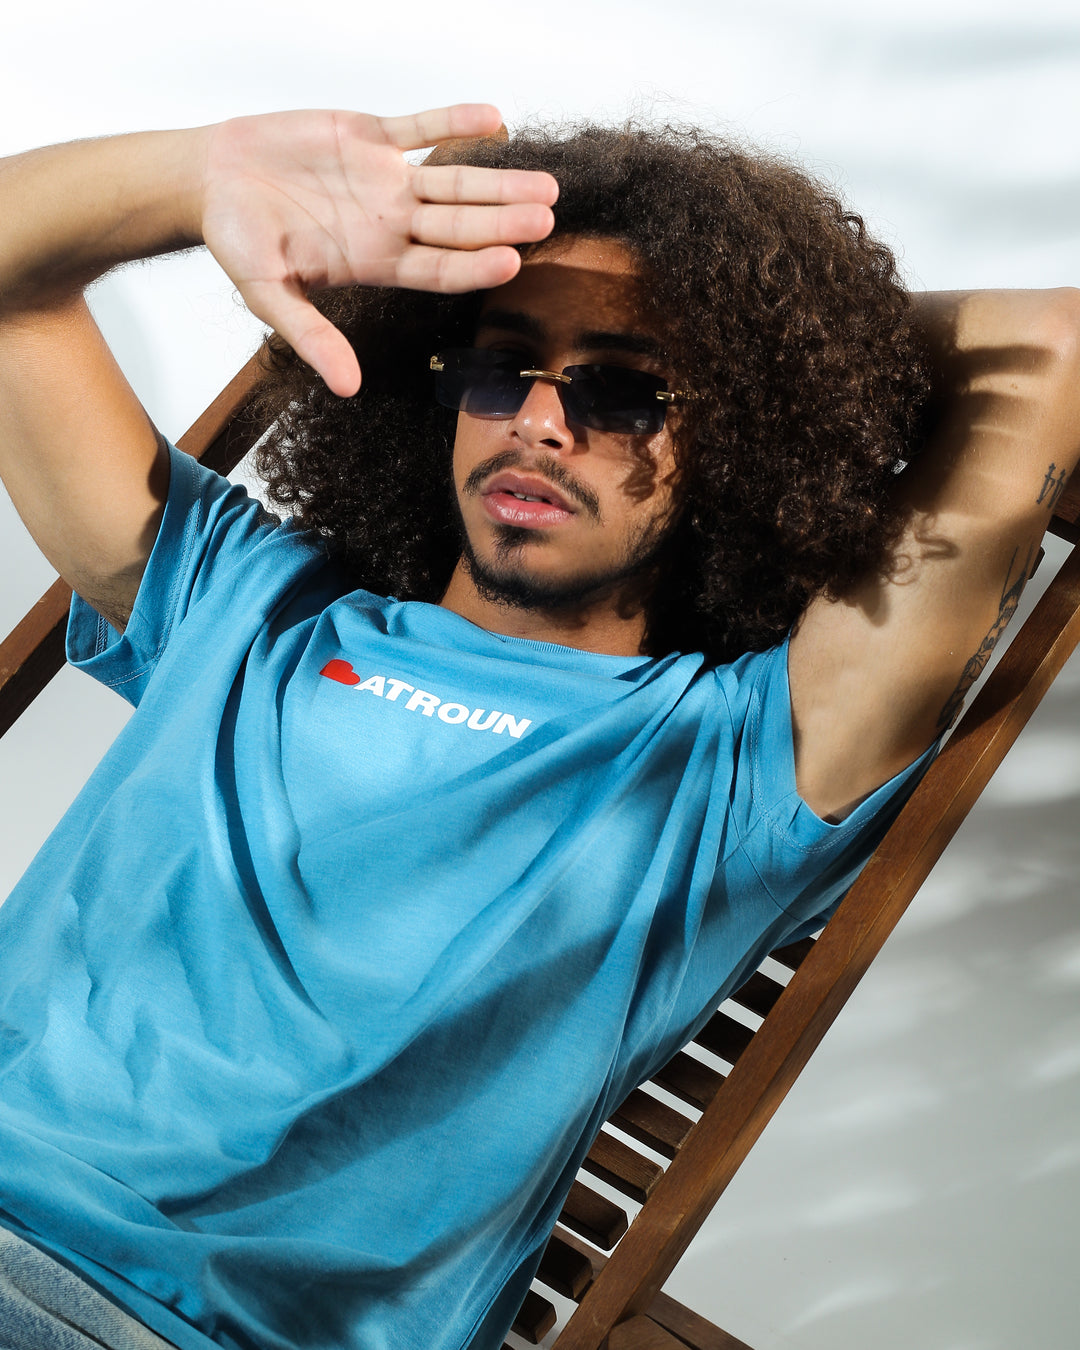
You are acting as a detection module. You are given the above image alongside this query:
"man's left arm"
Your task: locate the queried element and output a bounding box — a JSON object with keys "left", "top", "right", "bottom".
{"left": 788, "top": 287, "right": 1080, "bottom": 821}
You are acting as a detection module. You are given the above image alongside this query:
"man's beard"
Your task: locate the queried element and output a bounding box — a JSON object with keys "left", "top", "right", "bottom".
{"left": 458, "top": 519, "right": 667, "bottom": 614}
{"left": 455, "top": 448, "right": 673, "bottom": 614}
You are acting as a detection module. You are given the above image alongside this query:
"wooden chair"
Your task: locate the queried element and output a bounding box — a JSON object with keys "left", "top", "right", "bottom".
{"left": 3, "top": 354, "right": 1079, "bottom": 1350}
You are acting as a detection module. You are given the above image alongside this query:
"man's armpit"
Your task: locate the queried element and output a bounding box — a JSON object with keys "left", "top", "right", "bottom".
{"left": 73, "top": 566, "right": 142, "bottom": 635}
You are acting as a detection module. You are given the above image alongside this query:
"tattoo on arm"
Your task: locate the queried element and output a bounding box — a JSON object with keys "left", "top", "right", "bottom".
{"left": 1037, "top": 462, "right": 1067, "bottom": 510}
{"left": 936, "top": 543, "right": 1037, "bottom": 732}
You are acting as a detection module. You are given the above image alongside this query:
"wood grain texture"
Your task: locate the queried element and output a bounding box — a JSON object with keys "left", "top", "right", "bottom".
{"left": 646, "top": 1294, "right": 756, "bottom": 1350}
{"left": 725, "top": 970, "right": 784, "bottom": 1020}
{"left": 558, "top": 1180, "right": 630, "bottom": 1251}
{"left": 609, "top": 1090, "right": 695, "bottom": 1161}
{"left": 693, "top": 1013, "right": 755, "bottom": 1067}
{"left": 511, "top": 1288, "right": 559, "bottom": 1344}
{"left": 581, "top": 1131, "right": 664, "bottom": 1205}
{"left": 536, "top": 1232, "right": 601, "bottom": 1301}
{"left": 649, "top": 1052, "right": 725, "bottom": 1112}
{"left": 607, "top": 1316, "right": 687, "bottom": 1350}
{"left": 0, "top": 577, "right": 71, "bottom": 738}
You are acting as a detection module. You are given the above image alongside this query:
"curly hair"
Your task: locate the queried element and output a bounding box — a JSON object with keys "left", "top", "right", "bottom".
{"left": 253, "top": 122, "right": 929, "bottom": 663}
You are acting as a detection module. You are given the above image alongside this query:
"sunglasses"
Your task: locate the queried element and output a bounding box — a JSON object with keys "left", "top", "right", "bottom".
{"left": 429, "top": 348, "right": 688, "bottom": 435}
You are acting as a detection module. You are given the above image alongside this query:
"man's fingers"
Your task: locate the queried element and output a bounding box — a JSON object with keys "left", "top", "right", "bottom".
{"left": 394, "top": 243, "right": 526, "bottom": 294}
{"left": 378, "top": 103, "right": 505, "bottom": 153}
{"left": 244, "top": 280, "right": 362, "bottom": 398}
{"left": 412, "top": 163, "right": 559, "bottom": 207}
{"left": 410, "top": 201, "right": 555, "bottom": 252}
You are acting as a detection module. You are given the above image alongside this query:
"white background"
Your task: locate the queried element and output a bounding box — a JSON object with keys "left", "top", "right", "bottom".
{"left": 2, "top": 3, "right": 1079, "bottom": 1347}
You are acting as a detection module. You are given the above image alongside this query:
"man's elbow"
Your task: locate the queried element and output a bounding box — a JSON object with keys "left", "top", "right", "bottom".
{"left": 1031, "top": 286, "right": 1080, "bottom": 373}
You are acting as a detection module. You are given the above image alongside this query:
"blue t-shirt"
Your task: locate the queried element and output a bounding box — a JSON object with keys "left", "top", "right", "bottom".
{"left": 0, "top": 445, "right": 929, "bottom": 1350}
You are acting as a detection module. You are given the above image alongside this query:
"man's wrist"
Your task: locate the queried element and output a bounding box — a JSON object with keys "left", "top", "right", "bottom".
{"left": 112, "top": 125, "right": 210, "bottom": 255}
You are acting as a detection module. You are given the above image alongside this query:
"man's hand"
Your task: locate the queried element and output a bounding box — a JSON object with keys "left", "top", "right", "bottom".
{"left": 0, "top": 103, "right": 557, "bottom": 626}
{"left": 201, "top": 106, "right": 559, "bottom": 396}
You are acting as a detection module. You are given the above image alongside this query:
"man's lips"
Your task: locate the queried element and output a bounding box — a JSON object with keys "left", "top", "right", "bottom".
{"left": 480, "top": 472, "right": 576, "bottom": 528}
{"left": 483, "top": 472, "right": 573, "bottom": 512}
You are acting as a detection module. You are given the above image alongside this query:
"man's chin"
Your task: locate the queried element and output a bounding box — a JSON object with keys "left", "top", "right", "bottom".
{"left": 461, "top": 541, "right": 624, "bottom": 613}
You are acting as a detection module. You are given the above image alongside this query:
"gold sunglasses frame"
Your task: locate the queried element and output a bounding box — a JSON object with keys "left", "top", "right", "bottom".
{"left": 429, "top": 354, "right": 689, "bottom": 409}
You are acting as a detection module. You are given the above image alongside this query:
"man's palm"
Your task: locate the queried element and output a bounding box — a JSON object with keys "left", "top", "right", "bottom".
{"left": 200, "top": 106, "right": 558, "bottom": 395}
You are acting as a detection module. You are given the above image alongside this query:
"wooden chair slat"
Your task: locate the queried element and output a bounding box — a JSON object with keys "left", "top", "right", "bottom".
{"left": 607, "top": 1314, "right": 686, "bottom": 1350}
{"left": 692, "top": 1011, "right": 755, "bottom": 1066}
{"left": 534, "top": 1232, "right": 599, "bottom": 1301}
{"left": 0, "top": 578, "right": 71, "bottom": 739}
{"left": 555, "top": 539, "right": 1080, "bottom": 1349}
{"left": 511, "top": 1289, "right": 558, "bottom": 1344}
{"left": 581, "top": 1131, "right": 664, "bottom": 1205}
{"left": 609, "top": 1089, "right": 695, "bottom": 1161}
{"left": 646, "top": 1293, "right": 756, "bottom": 1350}
{"left": 726, "top": 970, "right": 784, "bottom": 1019}
{"left": 175, "top": 353, "right": 266, "bottom": 474}
{"left": 7, "top": 361, "right": 1080, "bottom": 1350}
{"left": 767, "top": 936, "right": 815, "bottom": 971}
{"left": 648, "top": 1052, "right": 724, "bottom": 1112}
{"left": 550, "top": 1225, "right": 607, "bottom": 1280}
{"left": 557, "top": 1180, "right": 629, "bottom": 1251}
{"left": 533, "top": 1223, "right": 758, "bottom": 1350}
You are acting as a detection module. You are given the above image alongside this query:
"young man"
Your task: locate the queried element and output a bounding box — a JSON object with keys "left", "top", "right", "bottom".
{"left": 0, "top": 104, "right": 1078, "bottom": 1350}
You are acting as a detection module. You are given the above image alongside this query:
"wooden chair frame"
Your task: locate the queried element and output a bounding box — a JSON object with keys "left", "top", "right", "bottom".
{"left": 3, "top": 353, "right": 1079, "bottom": 1350}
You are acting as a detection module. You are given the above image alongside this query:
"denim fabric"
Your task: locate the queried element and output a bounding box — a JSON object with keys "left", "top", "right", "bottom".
{"left": 0, "top": 1229, "right": 173, "bottom": 1350}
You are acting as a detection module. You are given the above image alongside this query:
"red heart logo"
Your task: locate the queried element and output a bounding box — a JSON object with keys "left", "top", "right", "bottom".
{"left": 320, "top": 658, "right": 361, "bottom": 686}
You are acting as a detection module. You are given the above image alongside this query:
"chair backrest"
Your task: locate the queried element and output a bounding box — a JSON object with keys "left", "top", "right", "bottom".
{"left": 4, "top": 357, "right": 1079, "bottom": 1350}
{"left": 531, "top": 493, "right": 1080, "bottom": 1349}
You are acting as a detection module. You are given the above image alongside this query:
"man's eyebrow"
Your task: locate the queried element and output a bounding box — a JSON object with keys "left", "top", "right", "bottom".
{"left": 475, "top": 309, "right": 544, "bottom": 341}
{"left": 476, "top": 309, "right": 665, "bottom": 360}
{"left": 577, "top": 329, "right": 664, "bottom": 359}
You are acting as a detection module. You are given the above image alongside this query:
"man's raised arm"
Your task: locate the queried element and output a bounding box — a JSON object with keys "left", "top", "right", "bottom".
{"left": 0, "top": 107, "right": 558, "bottom": 630}
{"left": 789, "top": 287, "right": 1080, "bottom": 821}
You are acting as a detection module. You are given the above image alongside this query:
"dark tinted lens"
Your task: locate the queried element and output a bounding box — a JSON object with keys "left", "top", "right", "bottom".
{"left": 563, "top": 365, "right": 668, "bottom": 434}
{"left": 433, "top": 349, "right": 528, "bottom": 418}
{"left": 432, "top": 351, "right": 672, "bottom": 432}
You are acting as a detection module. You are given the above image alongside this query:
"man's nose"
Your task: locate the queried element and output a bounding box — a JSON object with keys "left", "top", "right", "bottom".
{"left": 510, "top": 375, "right": 578, "bottom": 452}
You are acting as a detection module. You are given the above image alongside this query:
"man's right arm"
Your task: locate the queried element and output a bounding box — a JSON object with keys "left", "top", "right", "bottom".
{"left": 0, "top": 133, "right": 198, "bottom": 629}
{"left": 0, "top": 108, "right": 558, "bottom": 630}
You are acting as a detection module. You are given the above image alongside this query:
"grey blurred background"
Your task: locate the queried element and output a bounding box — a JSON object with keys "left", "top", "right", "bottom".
{"left": 1, "top": 2, "right": 1079, "bottom": 1346}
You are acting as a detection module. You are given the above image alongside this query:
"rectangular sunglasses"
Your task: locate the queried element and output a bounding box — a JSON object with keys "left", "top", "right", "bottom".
{"left": 429, "top": 348, "right": 687, "bottom": 436}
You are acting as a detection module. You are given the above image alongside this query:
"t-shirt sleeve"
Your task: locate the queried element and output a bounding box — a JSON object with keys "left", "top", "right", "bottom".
{"left": 66, "top": 441, "right": 279, "bottom": 706}
{"left": 735, "top": 638, "right": 938, "bottom": 935}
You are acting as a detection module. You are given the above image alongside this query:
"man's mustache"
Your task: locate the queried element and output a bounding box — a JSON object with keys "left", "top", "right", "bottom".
{"left": 462, "top": 451, "right": 602, "bottom": 521}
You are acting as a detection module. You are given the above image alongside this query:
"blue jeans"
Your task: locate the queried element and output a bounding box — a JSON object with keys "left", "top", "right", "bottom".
{"left": 0, "top": 1228, "right": 174, "bottom": 1350}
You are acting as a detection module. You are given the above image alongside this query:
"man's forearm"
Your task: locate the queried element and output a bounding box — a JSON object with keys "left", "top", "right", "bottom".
{"left": 0, "top": 129, "right": 208, "bottom": 314}
{"left": 0, "top": 106, "right": 557, "bottom": 626}
{"left": 0, "top": 127, "right": 210, "bottom": 628}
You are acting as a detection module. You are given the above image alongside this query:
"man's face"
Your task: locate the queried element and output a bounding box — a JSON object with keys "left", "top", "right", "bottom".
{"left": 449, "top": 236, "right": 681, "bottom": 614}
